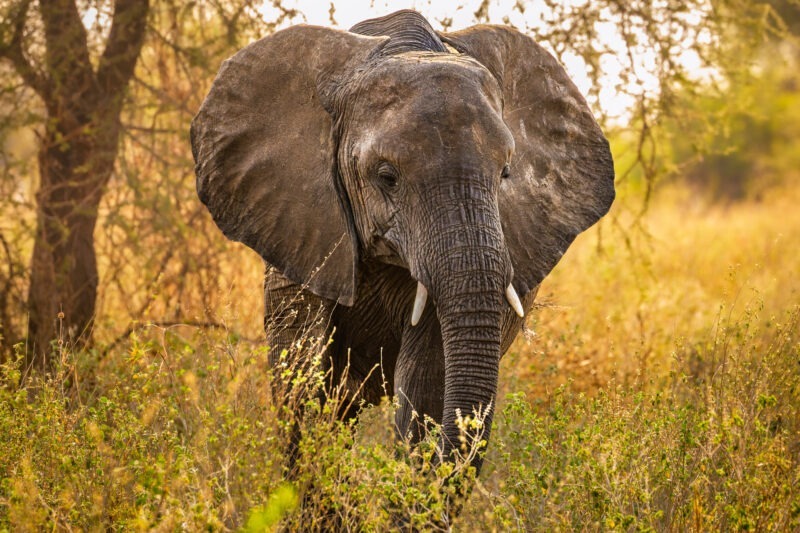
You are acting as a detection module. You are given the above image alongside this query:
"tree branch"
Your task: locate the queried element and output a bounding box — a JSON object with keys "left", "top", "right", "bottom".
{"left": 0, "top": 0, "right": 51, "bottom": 98}
{"left": 97, "top": 0, "right": 150, "bottom": 97}
{"left": 102, "top": 320, "right": 258, "bottom": 357}
{"left": 38, "top": 0, "right": 94, "bottom": 98}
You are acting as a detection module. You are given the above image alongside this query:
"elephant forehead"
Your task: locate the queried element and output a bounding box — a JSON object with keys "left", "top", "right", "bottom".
{"left": 349, "top": 56, "right": 512, "bottom": 162}
{"left": 354, "top": 54, "right": 502, "bottom": 112}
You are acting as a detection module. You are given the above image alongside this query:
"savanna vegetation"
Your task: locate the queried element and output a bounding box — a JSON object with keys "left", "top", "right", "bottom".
{"left": 1, "top": 0, "right": 798, "bottom": 530}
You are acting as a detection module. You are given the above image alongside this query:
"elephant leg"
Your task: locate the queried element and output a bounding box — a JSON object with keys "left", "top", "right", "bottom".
{"left": 394, "top": 313, "right": 445, "bottom": 445}
{"left": 264, "top": 265, "right": 335, "bottom": 476}
{"left": 264, "top": 264, "right": 334, "bottom": 373}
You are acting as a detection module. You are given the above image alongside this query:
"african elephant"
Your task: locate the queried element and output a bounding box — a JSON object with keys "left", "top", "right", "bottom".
{"left": 191, "top": 10, "right": 614, "bottom": 475}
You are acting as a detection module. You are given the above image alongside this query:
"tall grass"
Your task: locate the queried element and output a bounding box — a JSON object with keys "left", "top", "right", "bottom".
{"left": 1, "top": 186, "right": 798, "bottom": 530}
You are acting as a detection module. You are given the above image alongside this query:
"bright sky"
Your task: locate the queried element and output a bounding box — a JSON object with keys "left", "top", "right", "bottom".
{"left": 259, "top": 0, "right": 672, "bottom": 120}
{"left": 273, "top": 0, "right": 508, "bottom": 29}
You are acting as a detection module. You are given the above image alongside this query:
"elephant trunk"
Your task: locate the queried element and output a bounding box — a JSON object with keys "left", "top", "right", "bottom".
{"left": 417, "top": 182, "right": 510, "bottom": 474}
{"left": 436, "top": 278, "right": 504, "bottom": 473}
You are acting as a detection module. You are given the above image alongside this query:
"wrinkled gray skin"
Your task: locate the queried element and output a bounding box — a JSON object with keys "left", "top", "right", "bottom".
{"left": 191, "top": 10, "right": 614, "bottom": 475}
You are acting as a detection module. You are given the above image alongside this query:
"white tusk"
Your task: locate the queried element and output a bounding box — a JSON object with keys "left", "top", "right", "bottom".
{"left": 410, "top": 282, "right": 428, "bottom": 326}
{"left": 506, "top": 283, "right": 525, "bottom": 318}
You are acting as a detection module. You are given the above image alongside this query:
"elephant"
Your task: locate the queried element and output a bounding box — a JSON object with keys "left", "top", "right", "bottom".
{"left": 191, "top": 10, "right": 614, "bottom": 476}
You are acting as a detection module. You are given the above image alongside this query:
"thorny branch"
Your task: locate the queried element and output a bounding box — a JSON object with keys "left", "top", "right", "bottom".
{"left": 102, "top": 320, "right": 258, "bottom": 357}
{"left": 0, "top": 0, "right": 51, "bottom": 98}
{"left": 97, "top": 0, "right": 150, "bottom": 95}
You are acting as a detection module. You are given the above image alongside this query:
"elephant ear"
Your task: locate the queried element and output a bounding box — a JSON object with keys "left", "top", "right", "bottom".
{"left": 441, "top": 26, "right": 615, "bottom": 296}
{"left": 191, "top": 26, "right": 387, "bottom": 306}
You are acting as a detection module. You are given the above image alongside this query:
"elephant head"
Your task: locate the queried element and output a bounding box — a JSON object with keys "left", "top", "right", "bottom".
{"left": 191, "top": 11, "right": 614, "bottom": 470}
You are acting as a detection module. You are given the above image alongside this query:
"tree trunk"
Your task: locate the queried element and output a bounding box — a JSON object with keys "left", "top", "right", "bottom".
{"left": 26, "top": 116, "right": 120, "bottom": 368}
{"left": 0, "top": 0, "right": 150, "bottom": 370}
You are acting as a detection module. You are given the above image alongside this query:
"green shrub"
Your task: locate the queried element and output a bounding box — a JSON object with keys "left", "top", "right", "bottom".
{"left": 0, "top": 307, "right": 796, "bottom": 530}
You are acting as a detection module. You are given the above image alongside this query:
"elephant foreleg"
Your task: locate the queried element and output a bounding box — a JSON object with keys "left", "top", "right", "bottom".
{"left": 264, "top": 265, "right": 335, "bottom": 476}
{"left": 264, "top": 265, "right": 334, "bottom": 372}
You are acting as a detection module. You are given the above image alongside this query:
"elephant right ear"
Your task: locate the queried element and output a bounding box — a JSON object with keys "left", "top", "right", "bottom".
{"left": 191, "top": 27, "right": 387, "bottom": 306}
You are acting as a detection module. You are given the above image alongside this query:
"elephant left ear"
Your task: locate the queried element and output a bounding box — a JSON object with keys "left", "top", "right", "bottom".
{"left": 441, "top": 26, "right": 615, "bottom": 296}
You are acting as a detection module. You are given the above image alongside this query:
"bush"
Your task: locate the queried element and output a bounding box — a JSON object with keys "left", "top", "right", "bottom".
{"left": 0, "top": 303, "right": 796, "bottom": 530}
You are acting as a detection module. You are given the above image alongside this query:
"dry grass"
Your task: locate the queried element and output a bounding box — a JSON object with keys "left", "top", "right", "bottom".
{"left": 1, "top": 183, "right": 798, "bottom": 530}
{"left": 512, "top": 183, "right": 800, "bottom": 399}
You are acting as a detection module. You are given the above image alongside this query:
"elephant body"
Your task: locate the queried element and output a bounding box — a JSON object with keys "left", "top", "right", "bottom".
{"left": 192, "top": 10, "right": 615, "bottom": 474}
{"left": 264, "top": 259, "right": 536, "bottom": 427}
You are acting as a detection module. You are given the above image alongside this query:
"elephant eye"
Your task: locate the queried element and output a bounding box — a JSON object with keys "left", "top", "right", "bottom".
{"left": 376, "top": 162, "right": 399, "bottom": 189}
{"left": 501, "top": 164, "right": 511, "bottom": 179}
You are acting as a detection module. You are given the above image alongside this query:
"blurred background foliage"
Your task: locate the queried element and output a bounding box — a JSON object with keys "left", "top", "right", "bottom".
{"left": 0, "top": 0, "right": 797, "bottom": 358}
{"left": 0, "top": 0, "right": 799, "bottom": 529}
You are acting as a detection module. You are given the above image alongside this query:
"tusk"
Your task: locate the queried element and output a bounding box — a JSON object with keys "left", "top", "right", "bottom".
{"left": 410, "top": 282, "right": 428, "bottom": 326}
{"left": 506, "top": 283, "right": 524, "bottom": 318}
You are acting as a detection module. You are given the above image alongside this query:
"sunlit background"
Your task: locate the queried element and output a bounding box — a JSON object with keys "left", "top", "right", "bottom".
{"left": 254, "top": 0, "right": 721, "bottom": 123}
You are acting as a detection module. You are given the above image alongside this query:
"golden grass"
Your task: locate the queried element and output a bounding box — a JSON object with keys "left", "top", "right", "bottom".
{"left": 1, "top": 184, "right": 798, "bottom": 530}
{"left": 508, "top": 183, "right": 800, "bottom": 398}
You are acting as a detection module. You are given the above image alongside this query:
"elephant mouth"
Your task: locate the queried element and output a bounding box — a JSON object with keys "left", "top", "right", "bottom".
{"left": 408, "top": 278, "right": 524, "bottom": 326}
{"left": 369, "top": 233, "right": 409, "bottom": 269}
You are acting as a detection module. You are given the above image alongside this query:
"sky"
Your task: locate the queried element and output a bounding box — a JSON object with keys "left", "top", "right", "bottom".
{"left": 258, "top": 0, "right": 669, "bottom": 120}
{"left": 270, "top": 0, "right": 516, "bottom": 28}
